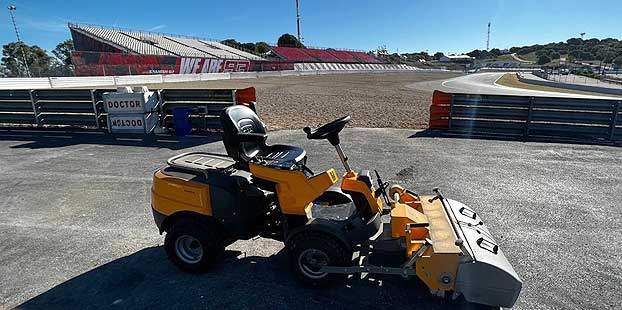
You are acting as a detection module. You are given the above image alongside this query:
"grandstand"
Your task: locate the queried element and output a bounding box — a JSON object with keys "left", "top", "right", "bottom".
{"left": 70, "top": 24, "right": 264, "bottom": 60}
{"left": 270, "top": 46, "right": 383, "bottom": 63}
{"left": 68, "top": 23, "right": 385, "bottom": 76}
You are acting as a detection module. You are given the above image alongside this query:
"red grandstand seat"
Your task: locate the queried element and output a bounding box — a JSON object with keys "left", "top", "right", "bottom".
{"left": 302, "top": 48, "right": 341, "bottom": 62}
{"left": 326, "top": 49, "right": 358, "bottom": 63}
{"left": 348, "top": 51, "right": 382, "bottom": 63}
{"left": 271, "top": 46, "right": 317, "bottom": 62}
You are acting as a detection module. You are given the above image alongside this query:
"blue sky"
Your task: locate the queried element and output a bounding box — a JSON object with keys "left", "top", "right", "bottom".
{"left": 1, "top": 0, "right": 621, "bottom": 55}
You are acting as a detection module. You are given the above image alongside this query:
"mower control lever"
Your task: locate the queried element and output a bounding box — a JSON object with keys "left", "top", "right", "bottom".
{"left": 374, "top": 170, "right": 391, "bottom": 206}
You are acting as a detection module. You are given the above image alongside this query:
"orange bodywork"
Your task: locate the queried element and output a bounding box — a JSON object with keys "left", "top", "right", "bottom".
{"left": 340, "top": 172, "right": 383, "bottom": 214}
{"left": 151, "top": 169, "right": 211, "bottom": 216}
{"left": 249, "top": 163, "right": 338, "bottom": 216}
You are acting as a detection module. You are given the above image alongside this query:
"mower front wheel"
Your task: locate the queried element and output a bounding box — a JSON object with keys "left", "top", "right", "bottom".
{"left": 287, "top": 231, "right": 352, "bottom": 287}
{"left": 164, "top": 218, "right": 224, "bottom": 273}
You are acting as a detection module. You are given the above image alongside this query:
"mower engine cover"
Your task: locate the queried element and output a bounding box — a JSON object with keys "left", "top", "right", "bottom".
{"left": 445, "top": 198, "right": 522, "bottom": 308}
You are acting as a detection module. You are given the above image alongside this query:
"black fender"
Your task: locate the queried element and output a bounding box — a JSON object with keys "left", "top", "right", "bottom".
{"left": 156, "top": 210, "right": 223, "bottom": 236}
{"left": 285, "top": 217, "right": 354, "bottom": 252}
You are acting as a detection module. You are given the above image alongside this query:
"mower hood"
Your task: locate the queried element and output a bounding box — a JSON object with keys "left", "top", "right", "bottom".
{"left": 444, "top": 198, "right": 522, "bottom": 308}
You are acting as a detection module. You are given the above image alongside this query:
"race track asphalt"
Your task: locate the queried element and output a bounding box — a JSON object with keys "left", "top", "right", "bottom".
{"left": 0, "top": 127, "right": 620, "bottom": 310}
{"left": 407, "top": 72, "right": 619, "bottom": 99}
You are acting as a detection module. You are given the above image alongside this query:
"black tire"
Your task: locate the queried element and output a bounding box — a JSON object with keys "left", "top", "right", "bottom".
{"left": 287, "top": 231, "right": 352, "bottom": 287}
{"left": 164, "top": 218, "right": 224, "bottom": 273}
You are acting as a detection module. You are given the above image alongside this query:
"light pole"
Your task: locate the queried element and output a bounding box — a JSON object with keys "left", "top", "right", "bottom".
{"left": 7, "top": 5, "right": 31, "bottom": 77}
{"left": 295, "top": 0, "right": 301, "bottom": 42}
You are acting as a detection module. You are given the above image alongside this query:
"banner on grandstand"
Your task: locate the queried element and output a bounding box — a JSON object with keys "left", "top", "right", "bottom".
{"left": 71, "top": 51, "right": 292, "bottom": 76}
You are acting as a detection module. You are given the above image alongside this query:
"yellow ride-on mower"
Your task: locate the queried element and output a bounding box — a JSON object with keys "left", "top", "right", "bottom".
{"left": 151, "top": 105, "right": 522, "bottom": 308}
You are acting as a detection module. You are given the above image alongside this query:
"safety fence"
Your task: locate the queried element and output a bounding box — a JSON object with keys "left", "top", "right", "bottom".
{"left": 0, "top": 87, "right": 256, "bottom": 132}
{"left": 294, "top": 63, "right": 416, "bottom": 71}
{"left": 429, "top": 90, "right": 622, "bottom": 144}
{"left": 0, "top": 64, "right": 419, "bottom": 90}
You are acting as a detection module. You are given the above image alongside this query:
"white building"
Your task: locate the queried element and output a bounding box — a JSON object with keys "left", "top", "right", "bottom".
{"left": 439, "top": 55, "right": 474, "bottom": 63}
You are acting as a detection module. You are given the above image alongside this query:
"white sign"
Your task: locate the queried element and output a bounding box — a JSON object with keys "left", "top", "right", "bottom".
{"left": 103, "top": 92, "right": 157, "bottom": 114}
{"left": 108, "top": 113, "right": 158, "bottom": 134}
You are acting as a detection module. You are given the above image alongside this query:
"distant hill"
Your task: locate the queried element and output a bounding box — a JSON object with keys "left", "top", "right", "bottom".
{"left": 510, "top": 38, "right": 622, "bottom": 66}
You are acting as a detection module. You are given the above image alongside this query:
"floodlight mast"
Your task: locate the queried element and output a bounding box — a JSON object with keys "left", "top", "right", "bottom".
{"left": 7, "top": 5, "right": 31, "bottom": 77}
{"left": 486, "top": 22, "right": 491, "bottom": 51}
{"left": 296, "top": 0, "right": 301, "bottom": 42}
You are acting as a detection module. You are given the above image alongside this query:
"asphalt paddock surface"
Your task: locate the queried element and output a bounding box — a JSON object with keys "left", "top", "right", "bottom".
{"left": 143, "top": 71, "right": 463, "bottom": 130}
{"left": 1, "top": 128, "right": 621, "bottom": 309}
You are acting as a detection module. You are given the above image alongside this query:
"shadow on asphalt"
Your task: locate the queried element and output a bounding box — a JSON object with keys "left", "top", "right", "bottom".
{"left": 0, "top": 127, "right": 221, "bottom": 150}
{"left": 410, "top": 129, "right": 621, "bottom": 147}
{"left": 17, "top": 246, "right": 489, "bottom": 310}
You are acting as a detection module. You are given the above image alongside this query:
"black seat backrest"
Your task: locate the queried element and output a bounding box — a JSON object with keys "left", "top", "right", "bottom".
{"left": 221, "top": 105, "right": 267, "bottom": 166}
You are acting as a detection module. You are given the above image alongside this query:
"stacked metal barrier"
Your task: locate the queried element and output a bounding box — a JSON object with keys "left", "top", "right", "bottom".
{"left": 429, "top": 90, "right": 622, "bottom": 143}
{"left": 0, "top": 88, "right": 250, "bottom": 133}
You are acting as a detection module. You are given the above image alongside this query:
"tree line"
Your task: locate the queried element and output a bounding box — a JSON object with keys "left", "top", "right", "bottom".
{"left": 1, "top": 39, "right": 74, "bottom": 77}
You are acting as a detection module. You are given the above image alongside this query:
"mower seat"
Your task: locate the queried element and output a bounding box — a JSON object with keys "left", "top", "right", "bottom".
{"left": 221, "top": 105, "right": 306, "bottom": 170}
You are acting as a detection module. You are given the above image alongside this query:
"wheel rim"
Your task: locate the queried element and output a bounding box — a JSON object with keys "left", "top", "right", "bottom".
{"left": 298, "top": 248, "right": 330, "bottom": 279}
{"left": 174, "top": 235, "right": 203, "bottom": 264}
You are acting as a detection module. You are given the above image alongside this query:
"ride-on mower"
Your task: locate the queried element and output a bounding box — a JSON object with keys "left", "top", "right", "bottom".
{"left": 151, "top": 105, "right": 522, "bottom": 308}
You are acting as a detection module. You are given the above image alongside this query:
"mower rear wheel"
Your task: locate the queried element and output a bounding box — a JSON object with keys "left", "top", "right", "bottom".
{"left": 287, "top": 231, "right": 352, "bottom": 287}
{"left": 164, "top": 218, "right": 224, "bottom": 273}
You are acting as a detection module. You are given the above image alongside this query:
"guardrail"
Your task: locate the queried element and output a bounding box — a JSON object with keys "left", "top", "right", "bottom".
{"left": 429, "top": 90, "right": 622, "bottom": 144}
{"left": 519, "top": 72, "right": 622, "bottom": 96}
{"left": 0, "top": 87, "right": 256, "bottom": 132}
{"left": 1, "top": 64, "right": 421, "bottom": 90}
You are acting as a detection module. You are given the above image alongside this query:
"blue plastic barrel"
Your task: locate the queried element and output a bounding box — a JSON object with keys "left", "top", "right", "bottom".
{"left": 172, "top": 107, "right": 192, "bottom": 136}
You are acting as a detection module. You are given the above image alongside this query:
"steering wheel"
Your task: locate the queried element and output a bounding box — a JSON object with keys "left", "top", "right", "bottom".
{"left": 303, "top": 116, "right": 351, "bottom": 145}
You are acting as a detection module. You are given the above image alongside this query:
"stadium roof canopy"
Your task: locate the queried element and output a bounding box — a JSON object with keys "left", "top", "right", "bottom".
{"left": 69, "top": 24, "right": 264, "bottom": 61}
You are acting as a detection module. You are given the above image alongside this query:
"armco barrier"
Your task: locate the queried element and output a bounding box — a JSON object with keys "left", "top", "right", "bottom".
{"left": 518, "top": 73, "right": 622, "bottom": 96}
{"left": 158, "top": 89, "right": 237, "bottom": 130}
{"left": 114, "top": 75, "right": 164, "bottom": 85}
{"left": 49, "top": 76, "right": 115, "bottom": 88}
{"left": 429, "top": 90, "right": 622, "bottom": 143}
{"left": 0, "top": 87, "right": 256, "bottom": 132}
{"left": 0, "top": 63, "right": 419, "bottom": 90}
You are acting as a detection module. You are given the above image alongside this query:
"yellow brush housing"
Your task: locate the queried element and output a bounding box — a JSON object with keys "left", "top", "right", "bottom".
{"left": 390, "top": 193, "right": 462, "bottom": 292}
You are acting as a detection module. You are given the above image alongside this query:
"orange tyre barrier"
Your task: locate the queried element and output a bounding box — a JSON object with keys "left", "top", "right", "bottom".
{"left": 429, "top": 90, "right": 452, "bottom": 129}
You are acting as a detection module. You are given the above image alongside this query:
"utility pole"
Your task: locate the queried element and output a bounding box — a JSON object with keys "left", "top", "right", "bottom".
{"left": 7, "top": 5, "right": 31, "bottom": 77}
{"left": 295, "top": 0, "right": 301, "bottom": 42}
{"left": 486, "top": 22, "right": 491, "bottom": 51}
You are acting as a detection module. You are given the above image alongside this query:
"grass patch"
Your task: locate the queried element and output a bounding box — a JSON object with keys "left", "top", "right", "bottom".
{"left": 496, "top": 73, "right": 620, "bottom": 97}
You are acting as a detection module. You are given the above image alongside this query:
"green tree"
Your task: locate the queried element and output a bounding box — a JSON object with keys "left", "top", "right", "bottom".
{"left": 466, "top": 49, "right": 482, "bottom": 58}
{"left": 277, "top": 33, "right": 305, "bottom": 48}
{"left": 255, "top": 42, "right": 270, "bottom": 54}
{"left": 433, "top": 52, "right": 445, "bottom": 60}
{"left": 550, "top": 52, "right": 561, "bottom": 60}
{"left": 52, "top": 39, "right": 73, "bottom": 66}
{"left": 489, "top": 48, "right": 502, "bottom": 57}
{"left": 613, "top": 56, "right": 622, "bottom": 67}
{"left": 537, "top": 55, "right": 551, "bottom": 65}
{"left": 1, "top": 41, "right": 53, "bottom": 77}
{"left": 579, "top": 51, "right": 595, "bottom": 60}
{"left": 221, "top": 39, "right": 242, "bottom": 49}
